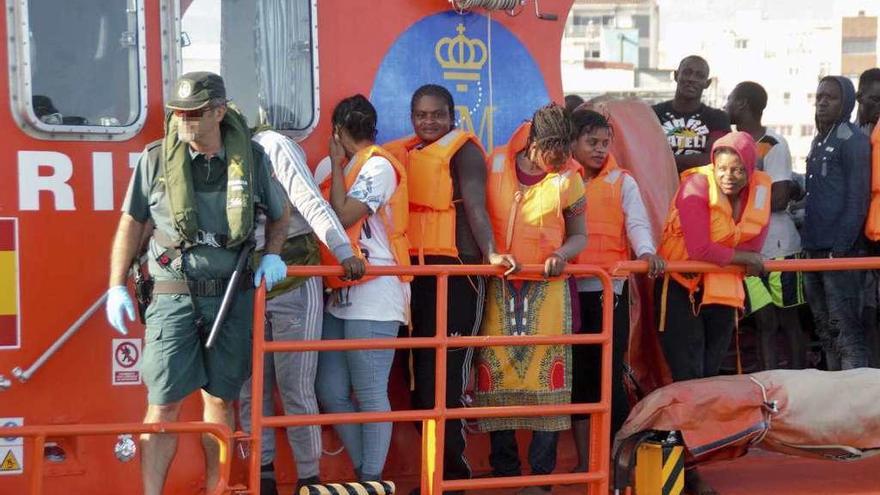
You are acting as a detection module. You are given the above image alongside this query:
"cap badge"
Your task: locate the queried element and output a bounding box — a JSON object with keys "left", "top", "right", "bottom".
{"left": 177, "top": 80, "right": 193, "bottom": 98}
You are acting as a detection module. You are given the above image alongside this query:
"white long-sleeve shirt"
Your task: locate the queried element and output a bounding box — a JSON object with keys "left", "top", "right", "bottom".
{"left": 577, "top": 173, "right": 655, "bottom": 294}
{"left": 253, "top": 130, "right": 353, "bottom": 261}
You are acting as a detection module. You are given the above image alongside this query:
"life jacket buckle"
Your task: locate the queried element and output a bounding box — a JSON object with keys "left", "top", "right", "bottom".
{"left": 196, "top": 230, "right": 224, "bottom": 248}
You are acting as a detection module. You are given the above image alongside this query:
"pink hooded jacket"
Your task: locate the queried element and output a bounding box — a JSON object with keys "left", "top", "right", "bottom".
{"left": 675, "top": 131, "right": 769, "bottom": 265}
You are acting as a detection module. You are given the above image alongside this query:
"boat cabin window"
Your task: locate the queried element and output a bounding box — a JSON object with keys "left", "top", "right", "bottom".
{"left": 174, "top": 0, "right": 317, "bottom": 135}
{"left": 8, "top": 0, "right": 147, "bottom": 139}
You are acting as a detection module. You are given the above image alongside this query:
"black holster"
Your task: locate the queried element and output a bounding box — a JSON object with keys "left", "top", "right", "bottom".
{"left": 134, "top": 272, "right": 154, "bottom": 324}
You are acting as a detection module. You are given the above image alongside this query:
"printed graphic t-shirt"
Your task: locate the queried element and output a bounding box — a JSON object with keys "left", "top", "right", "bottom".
{"left": 653, "top": 101, "right": 731, "bottom": 156}
{"left": 314, "top": 155, "right": 411, "bottom": 324}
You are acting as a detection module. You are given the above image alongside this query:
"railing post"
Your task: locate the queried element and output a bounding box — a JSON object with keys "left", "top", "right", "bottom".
{"left": 249, "top": 283, "right": 268, "bottom": 494}
{"left": 433, "top": 273, "right": 449, "bottom": 495}
{"left": 593, "top": 270, "right": 614, "bottom": 495}
{"left": 30, "top": 435, "right": 45, "bottom": 495}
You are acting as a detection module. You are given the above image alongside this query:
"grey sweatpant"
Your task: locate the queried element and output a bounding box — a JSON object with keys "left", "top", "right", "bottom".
{"left": 239, "top": 276, "right": 323, "bottom": 478}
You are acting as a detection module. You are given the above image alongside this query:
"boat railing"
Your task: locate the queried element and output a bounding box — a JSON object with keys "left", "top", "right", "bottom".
{"left": 248, "top": 264, "right": 616, "bottom": 495}
{"left": 0, "top": 422, "right": 233, "bottom": 495}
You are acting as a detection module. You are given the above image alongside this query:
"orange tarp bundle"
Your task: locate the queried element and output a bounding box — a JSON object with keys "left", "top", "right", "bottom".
{"left": 616, "top": 369, "right": 880, "bottom": 463}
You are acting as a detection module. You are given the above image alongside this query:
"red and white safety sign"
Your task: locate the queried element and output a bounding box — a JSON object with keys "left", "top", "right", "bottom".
{"left": 0, "top": 417, "right": 23, "bottom": 476}
{"left": 112, "top": 338, "right": 142, "bottom": 386}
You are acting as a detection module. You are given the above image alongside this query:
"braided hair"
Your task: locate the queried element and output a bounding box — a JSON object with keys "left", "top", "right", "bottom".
{"left": 331, "top": 94, "right": 378, "bottom": 142}
{"left": 528, "top": 103, "right": 574, "bottom": 168}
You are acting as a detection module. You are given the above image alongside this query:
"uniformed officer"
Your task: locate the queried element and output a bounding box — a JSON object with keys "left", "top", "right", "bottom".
{"left": 105, "top": 72, "right": 290, "bottom": 495}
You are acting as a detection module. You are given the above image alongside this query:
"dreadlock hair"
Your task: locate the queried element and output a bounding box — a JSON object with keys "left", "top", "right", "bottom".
{"left": 411, "top": 84, "right": 456, "bottom": 127}
{"left": 528, "top": 103, "right": 574, "bottom": 167}
{"left": 733, "top": 81, "right": 768, "bottom": 119}
{"left": 571, "top": 108, "right": 613, "bottom": 140}
{"left": 332, "top": 94, "right": 378, "bottom": 142}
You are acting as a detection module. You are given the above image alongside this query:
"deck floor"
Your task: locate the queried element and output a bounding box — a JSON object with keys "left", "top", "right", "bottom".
{"left": 302, "top": 449, "right": 880, "bottom": 495}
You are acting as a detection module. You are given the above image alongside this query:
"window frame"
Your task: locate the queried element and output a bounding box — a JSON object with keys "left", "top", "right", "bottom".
{"left": 162, "top": 0, "right": 320, "bottom": 141}
{"left": 6, "top": 0, "right": 148, "bottom": 141}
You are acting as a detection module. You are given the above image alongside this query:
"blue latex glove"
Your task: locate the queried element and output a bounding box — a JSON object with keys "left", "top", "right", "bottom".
{"left": 254, "top": 254, "right": 287, "bottom": 291}
{"left": 106, "top": 285, "right": 135, "bottom": 335}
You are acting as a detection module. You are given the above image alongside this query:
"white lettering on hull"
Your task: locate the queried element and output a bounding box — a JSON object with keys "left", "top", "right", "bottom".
{"left": 17, "top": 151, "right": 75, "bottom": 211}
{"left": 16, "top": 150, "right": 143, "bottom": 211}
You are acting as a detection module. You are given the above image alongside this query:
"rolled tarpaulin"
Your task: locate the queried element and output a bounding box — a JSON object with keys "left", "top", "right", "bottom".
{"left": 299, "top": 481, "right": 396, "bottom": 495}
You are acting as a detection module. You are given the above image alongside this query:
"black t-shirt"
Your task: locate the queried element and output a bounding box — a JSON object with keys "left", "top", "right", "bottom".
{"left": 652, "top": 101, "right": 731, "bottom": 156}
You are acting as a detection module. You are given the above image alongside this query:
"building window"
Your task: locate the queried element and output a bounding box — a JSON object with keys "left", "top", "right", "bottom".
{"left": 175, "top": 0, "right": 317, "bottom": 132}
{"left": 8, "top": 0, "right": 147, "bottom": 139}
{"left": 735, "top": 38, "right": 749, "bottom": 49}
{"left": 779, "top": 125, "right": 793, "bottom": 136}
{"left": 842, "top": 38, "right": 877, "bottom": 54}
{"left": 783, "top": 92, "right": 791, "bottom": 105}
{"left": 807, "top": 93, "right": 816, "bottom": 104}
{"left": 585, "top": 42, "right": 601, "bottom": 59}
{"left": 800, "top": 124, "right": 815, "bottom": 137}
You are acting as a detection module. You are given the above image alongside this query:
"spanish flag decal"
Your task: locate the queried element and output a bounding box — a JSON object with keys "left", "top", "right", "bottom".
{"left": 0, "top": 218, "right": 19, "bottom": 349}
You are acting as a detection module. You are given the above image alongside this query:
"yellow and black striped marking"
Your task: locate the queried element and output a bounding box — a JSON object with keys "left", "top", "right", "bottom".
{"left": 299, "top": 480, "right": 396, "bottom": 495}
{"left": 634, "top": 440, "right": 684, "bottom": 495}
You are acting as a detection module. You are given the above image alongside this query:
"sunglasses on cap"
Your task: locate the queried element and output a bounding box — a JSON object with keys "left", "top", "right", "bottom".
{"left": 172, "top": 105, "right": 217, "bottom": 119}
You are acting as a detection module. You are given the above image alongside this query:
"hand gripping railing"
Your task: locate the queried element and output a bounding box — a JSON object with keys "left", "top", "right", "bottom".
{"left": 1, "top": 422, "right": 233, "bottom": 495}
{"left": 249, "top": 264, "right": 615, "bottom": 495}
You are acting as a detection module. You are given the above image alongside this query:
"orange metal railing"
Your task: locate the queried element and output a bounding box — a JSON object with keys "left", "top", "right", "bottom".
{"left": 1, "top": 422, "right": 233, "bottom": 495}
{"left": 248, "top": 264, "right": 616, "bottom": 495}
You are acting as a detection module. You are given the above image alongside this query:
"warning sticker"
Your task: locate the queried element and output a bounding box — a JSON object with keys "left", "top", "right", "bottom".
{"left": 112, "top": 338, "right": 142, "bottom": 386}
{"left": 0, "top": 446, "right": 22, "bottom": 474}
{"left": 0, "top": 417, "right": 22, "bottom": 447}
{"left": 0, "top": 417, "right": 22, "bottom": 475}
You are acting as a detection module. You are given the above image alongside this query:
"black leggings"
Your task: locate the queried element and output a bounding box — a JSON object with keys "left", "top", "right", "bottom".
{"left": 570, "top": 288, "right": 630, "bottom": 438}
{"left": 655, "top": 279, "right": 736, "bottom": 381}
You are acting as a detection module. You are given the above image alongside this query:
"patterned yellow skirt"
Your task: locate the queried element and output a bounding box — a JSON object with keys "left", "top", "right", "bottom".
{"left": 474, "top": 277, "right": 572, "bottom": 432}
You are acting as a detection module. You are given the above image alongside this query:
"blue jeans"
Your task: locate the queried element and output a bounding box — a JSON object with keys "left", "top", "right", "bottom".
{"left": 803, "top": 256, "right": 869, "bottom": 370}
{"left": 316, "top": 314, "right": 399, "bottom": 479}
{"left": 489, "top": 430, "right": 559, "bottom": 479}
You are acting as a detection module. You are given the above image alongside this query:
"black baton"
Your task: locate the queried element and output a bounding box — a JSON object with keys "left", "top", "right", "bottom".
{"left": 205, "top": 241, "right": 255, "bottom": 349}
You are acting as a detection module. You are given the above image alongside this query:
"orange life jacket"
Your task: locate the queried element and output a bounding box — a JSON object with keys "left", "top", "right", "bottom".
{"left": 385, "top": 129, "right": 483, "bottom": 262}
{"left": 658, "top": 164, "right": 772, "bottom": 309}
{"left": 864, "top": 124, "right": 880, "bottom": 240}
{"left": 486, "top": 122, "right": 579, "bottom": 280}
{"left": 318, "top": 145, "right": 412, "bottom": 289}
{"left": 575, "top": 154, "right": 630, "bottom": 266}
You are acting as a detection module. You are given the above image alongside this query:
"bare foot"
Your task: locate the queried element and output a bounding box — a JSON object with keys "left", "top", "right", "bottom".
{"left": 685, "top": 469, "right": 718, "bottom": 495}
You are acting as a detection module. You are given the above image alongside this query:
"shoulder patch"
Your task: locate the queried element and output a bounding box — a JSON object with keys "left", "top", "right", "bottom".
{"left": 836, "top": 124, "right": 854, "bottom": 140}
{"left": 759, "top": 134, "right": 779, "bottom": 147}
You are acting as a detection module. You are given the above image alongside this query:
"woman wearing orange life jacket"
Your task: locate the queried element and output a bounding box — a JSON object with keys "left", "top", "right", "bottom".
{"left": 313, "top": 95, "right": 411, "bottom": 482}
{"left": 474, "top": 104, "right": 587, "bottom": 494}
{"left": 568, "top": 109, "right": 665, "bottom": 472}
{"left": 657, "top": 131, "right": 770, "bottom": 384}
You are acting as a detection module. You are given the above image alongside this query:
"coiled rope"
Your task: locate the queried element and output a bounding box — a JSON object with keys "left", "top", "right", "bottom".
{"left": 450, "top": 0, "right": 522, "bottom": 11}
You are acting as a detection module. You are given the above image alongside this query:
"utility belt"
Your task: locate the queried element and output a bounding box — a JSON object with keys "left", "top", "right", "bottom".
{"left": 152, "top": 229, "right": 230, "bottom": 268}
{"left": 151, "top": 274, "right": 253, "bottom": 298}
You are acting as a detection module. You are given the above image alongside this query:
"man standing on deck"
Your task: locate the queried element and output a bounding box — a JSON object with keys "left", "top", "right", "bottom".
{"left": 857, "top": 67, "right": 880, "bottom": 366}
{"left": 803, "top": 75, "right": 871, "bottom": 370}
{"left": 653, "top": 55, "right": 731, "bottom": 173}
{"left": 726, "top": 81, "right": 807, "bottom": 369}
{"left": 240, "top": 112, "right": 366, "bottom": 494}
{"left": 105, "top": 72, "right": 291, "bottom": 495}
{"left": 385, "top": 84, "right": 517, "bottom": 495}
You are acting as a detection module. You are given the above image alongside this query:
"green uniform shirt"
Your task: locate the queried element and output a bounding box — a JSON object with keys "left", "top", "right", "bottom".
{"left": 123, "top": 141, "right": 288, "bottom": 281}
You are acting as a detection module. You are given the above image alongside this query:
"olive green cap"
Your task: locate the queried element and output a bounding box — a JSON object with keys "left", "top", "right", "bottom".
{"left": 166, "top": 72, "right": 226, "bottom": 110}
